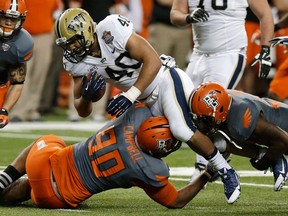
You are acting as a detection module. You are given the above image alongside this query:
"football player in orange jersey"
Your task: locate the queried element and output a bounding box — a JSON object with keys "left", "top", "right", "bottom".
{"left": 189, "top": 82, "right": 288, "bottom": 192}
{"left": 0, "top": 0, "right": 33, "bottom": 128}
{"left": 0, "top": 104, "right": 214, "bottom": 209}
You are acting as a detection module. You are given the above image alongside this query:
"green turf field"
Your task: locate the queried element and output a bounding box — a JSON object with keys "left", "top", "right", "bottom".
{"left": 1, "top": 125, "right": 287, "bottom": 216}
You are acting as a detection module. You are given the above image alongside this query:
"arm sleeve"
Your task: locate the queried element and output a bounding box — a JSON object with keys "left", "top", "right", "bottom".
{"left": 142, "top": 181, "right": 178, "bottom": 207}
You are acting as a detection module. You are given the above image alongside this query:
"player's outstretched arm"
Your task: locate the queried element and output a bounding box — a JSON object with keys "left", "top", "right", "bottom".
{"left": 143, "top": 171, "right": 211, "bottom": 209}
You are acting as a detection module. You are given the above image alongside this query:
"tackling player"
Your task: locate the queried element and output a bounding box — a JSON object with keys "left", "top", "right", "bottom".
{"left": 0, "top": 104, "right": 213, "bottom": 209}
{"left": 189, "top": 82, "right": 288, "bottom": 191}
{"left": 54, "top": 8, "right": 241, "bottom": 203}
{"left": 170, "top": 0, "right": 274, "bottom": 183}
{"left": 0, "top": 0, "right": 33, "bottom": 128}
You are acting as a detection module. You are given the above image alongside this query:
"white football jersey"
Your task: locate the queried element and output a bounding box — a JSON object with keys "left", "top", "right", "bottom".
{"left": 64, "top": 15, "right": 197, "bottom": 143}
{"left": 188, "top": 0, "right": 248, "bottom": 53}
{"left": 63, "top": 14, "right": 161, "bottom": 99}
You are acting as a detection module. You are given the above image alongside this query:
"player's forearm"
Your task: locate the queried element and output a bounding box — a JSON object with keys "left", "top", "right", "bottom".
{"left": 170, "top": 9, "right": 190, "bottom": 27}
{"left": 169, "top": 172, "right": 211, "bottom": 208}
{"left": 74, "top": 98, "right": 93, "bottom": 117}
{"left": 259, "top": 16, "right": 274, "bottom": 46}
{"left": 2, "top": 84, "right": 23, "bottom": 112}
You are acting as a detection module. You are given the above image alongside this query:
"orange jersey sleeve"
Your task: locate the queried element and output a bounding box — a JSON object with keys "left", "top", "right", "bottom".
{"left": 133, "top": 180, "right": 178, "bottom": 207}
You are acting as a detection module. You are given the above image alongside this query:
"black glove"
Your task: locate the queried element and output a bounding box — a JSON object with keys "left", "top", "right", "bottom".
{"left": 250, "top": 154, "right": 273, "bottom": 171}
{"left": 82, "top": 71, "right": 106, "bottom": 102}
{"left": 250, "top": 45, "right": 272, "bottom": 79}
{"left": 186, "top": 8, "right": 209, "bottom": 24}
{"left": 106, "top": 94, "right": 133, "bottom": 118}
{"left": 0, "top": 108, "right": 8, "bottom": 128}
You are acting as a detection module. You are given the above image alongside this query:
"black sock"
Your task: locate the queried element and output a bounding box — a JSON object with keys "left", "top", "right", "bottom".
{"left": 0, "top": 165, "right": 21, "bottom": 193}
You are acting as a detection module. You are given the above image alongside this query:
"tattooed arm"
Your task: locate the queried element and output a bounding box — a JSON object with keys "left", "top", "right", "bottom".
{"left": 2, "top": 63, "right": 27, "bottom": 112}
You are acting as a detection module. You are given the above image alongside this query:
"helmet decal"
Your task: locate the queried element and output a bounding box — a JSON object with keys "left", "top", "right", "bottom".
{"left": 67, "top": 12, "right": 86, "bottom": 33}
{"left": 202, "top": 90, "right": 219, "bottom": 116}
{"left": 188, "top": 82, "right": 231, "bottom": 135}
{"left": 137, "top": 116, "right": 182, "bottom": 158}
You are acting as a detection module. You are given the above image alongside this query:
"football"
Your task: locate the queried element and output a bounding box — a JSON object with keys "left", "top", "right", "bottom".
{"left": 83, "top": 72, "right": 106, "bottom": 102}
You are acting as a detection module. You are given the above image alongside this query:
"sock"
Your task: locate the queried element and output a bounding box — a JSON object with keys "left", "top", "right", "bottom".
{"left": 0, "top": 165, "right": 21, "bottom": 193}
{"left": 207, "top": 148, "right": 231, "bottom": 171}
{"left": 196, "top": 154, "right": 209, "bottom": 167}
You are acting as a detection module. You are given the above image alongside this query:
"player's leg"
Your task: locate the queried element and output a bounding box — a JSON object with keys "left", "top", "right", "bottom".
{"left": 26, "top": 135, "right": 69, "bottom": 208}
{"left": 0, "top": 140, "right": 33, "bottom": 195}
{"left": 190, "top": 52, "right": 246, "bottom": 183}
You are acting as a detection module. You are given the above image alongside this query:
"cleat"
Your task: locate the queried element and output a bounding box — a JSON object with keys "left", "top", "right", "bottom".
{"left": 272, "top": 155, "right": 288, "bottom": 191}
{"left": 218, "top": 168, "right": 241, "bottom": 204}
{"left": 189, "top": 163, "right": 206, "bottom": 186}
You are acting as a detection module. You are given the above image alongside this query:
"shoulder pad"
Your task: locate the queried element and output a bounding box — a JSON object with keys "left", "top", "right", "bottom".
{"left": 14, "top": 29, "right": 34, "bottom": 63}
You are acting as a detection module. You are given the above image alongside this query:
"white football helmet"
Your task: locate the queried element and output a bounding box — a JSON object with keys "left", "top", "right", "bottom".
{"left": 54, "top": 8, "right": 96, "bottom": 63}
{"left": 0, "top": 0, "right": 27, "bottom": 39}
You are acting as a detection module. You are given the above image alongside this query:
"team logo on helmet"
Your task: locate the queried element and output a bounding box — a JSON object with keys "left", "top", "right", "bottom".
{"left": 156, "top": 139, "right": 169, "bottom": 152}
{"left": 202, "top": 90, "right": 219, "bottom": 114}
{"left": 67, "top": 12, "right": 86, "bottom": 33}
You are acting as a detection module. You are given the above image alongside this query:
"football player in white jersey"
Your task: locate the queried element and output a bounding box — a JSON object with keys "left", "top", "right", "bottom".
{"left": 170, "top": 0, "right": 274, "bottom": 183}
{"left": 54, "top": 8, "right": 240, "bottom": 203}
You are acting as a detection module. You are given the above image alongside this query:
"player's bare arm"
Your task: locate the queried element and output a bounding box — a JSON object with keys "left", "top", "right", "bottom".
{"left": 2, "top": 64, "right": 26, "bottom": 112}
{"left": 170, "top": 0, "right": 190, "bottom": 27}
{"left": 125, "top": 32, "right": 162, "bottom": 93}
{"left": 248, "top": 0, "right": 274, "bottom": 46}
{"left": 9, "top": 63, "right": 26, "bottom": 85}
{"left": 252, "top": 113, "right": 288, "bottom": 160}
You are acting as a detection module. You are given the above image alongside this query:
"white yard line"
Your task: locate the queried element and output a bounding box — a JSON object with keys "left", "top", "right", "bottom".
{"left": 2, "top": 121, "right": 107, "bottom": 131}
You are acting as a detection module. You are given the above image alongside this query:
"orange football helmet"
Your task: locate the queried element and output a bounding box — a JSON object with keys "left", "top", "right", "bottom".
{"left": 136, "top": 116, "right": 182, "bottom": 158}
{"left": 0, "top": 0, "right": 27, "bottom": 39}
{"left": 188, "top": 82, "right": 231, "bottom": 135}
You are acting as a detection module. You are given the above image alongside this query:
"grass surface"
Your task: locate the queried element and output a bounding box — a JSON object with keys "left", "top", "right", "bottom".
{"left": 1, "top": 122, "right": 288, "bottom": 216}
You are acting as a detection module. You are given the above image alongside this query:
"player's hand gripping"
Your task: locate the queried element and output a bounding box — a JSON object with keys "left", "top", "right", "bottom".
{"left": 160, "top": 54, "right": 177, "bottom": 68}
{"left": 106, "top": 86, "right": 141, "bottom": 118}
{"left": 0, "top": 108, "right": 8, "bottom": 128}
{"left": 250, "top": 45, "right": 272, "bottom": 79}
{"left": 186, "top": 8, "right": 209, "bottom": 24}
{"left": 82, "top": 71, "right": 105, "bottom": 101}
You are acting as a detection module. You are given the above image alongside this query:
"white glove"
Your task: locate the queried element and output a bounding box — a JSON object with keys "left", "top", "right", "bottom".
{"left": 160, "top": 54, "right": 177, "bottom": 68}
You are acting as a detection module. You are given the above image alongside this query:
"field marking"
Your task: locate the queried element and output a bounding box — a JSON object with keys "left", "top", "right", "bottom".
{"left": 2, "top": 121, "right": 107, "bottom": 131}
{"left": 0, "top": 167, "right": 286, "bottom": 191}
{"left": 1, "top": 132, "right": 86, "bottom": 142}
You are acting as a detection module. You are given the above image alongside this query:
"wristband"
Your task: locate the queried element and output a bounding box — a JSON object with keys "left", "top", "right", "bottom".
{"left": 274, "top": 24, "right": 281, "bottom": 32}
{"left": 0, "top": 108, "right": 8, "bottom": 115}
{"left": 186, "top": 15, "right": 191, "bottom": 24}
{"left": 123, "top": 86, "right": 141, "bottom": 103}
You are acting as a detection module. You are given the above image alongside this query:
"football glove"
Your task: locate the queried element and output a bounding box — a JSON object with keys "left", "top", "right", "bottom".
{"left": 106, "top": 86, "right": 141, "bottom": 118}
{"left": 160, "top": 54, "right": 177, "bottom": 68}
{"left": 250, "top": 45, "right": 272, "bottom": 79}
{"left": 269, "top": 36, "right": 288, "bottom": 47}
{"left": 82, "top": 71, "right": 106, "bottom": 101}
{"left": 0, "top": 108, "right": 8, "bottom": 128}
{"left": 186, "top": 8, "right": 209, "bottom": 24}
